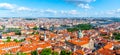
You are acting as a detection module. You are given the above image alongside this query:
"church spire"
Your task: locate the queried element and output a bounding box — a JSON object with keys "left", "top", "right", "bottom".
{"left": 44, "top": 31, "right": 47, "bottom": 41}
{"left": 78, "top": 30, "right": 83, "bottom": 38}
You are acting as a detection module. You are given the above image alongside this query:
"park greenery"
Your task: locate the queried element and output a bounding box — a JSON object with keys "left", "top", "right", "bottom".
{"left": 40, "top": 48, "right": 59, "bottom": 55}
{"left": 2, "top": 28, "right": 21, "bottom": 35}
{"left": 31, "top": 50, "right": 38, "bottom": 55}
{"left": 5, "top": 36, "right": 25, "bottom": 42}
{"left": 5, "top": 52, "right": 27, "bottom": 55}
{"left": 5, "top": 48, "right": 71, "bottom": 55}
{"left": 8, "top": 28, "right": 21, "bottom": 35}
{"left": 5, "top": 53, "right": 13, "bottom": 55}
{"left": 67, "top": 24, "right": 92, "bottom": 32}
{"left": 16, "top": 52, "right": 27, "bottom": 55}
{"left": 113, "top": 33, "right": 120, "bottom": 40}
{"left": 100, "top": 33, "right": 107, "bottom": 36}
{"left": 33, "top": 26, "right": 38, "bottom": 30}
{"left": 52, "top": 51, "right": 59, "bottom": 55}
{"left": 13, "top": 39, "right": 25, "bottom": 42}
{"left": 61, "top": 25, "right": 70, "bottom": 28}
{"left": 32, "top": 31, "right": 39, "bottom": 35}
{"left": 60, "top": 50, "right": 72, "bottom": 55}
{"left": 40, "top": 48, "right": 52, "bottom": 55}
{"left": 6, "top": 36, "right": 11, "bottom": 42}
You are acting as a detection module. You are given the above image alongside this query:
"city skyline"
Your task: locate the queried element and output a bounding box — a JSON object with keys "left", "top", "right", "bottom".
{"left": 0, "top": 0, "right": 120, "bottom": 17}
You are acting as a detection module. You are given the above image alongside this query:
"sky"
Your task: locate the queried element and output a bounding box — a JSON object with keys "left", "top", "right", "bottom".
{"left": 0, "top": 0, "right": 120, "bottom": 17}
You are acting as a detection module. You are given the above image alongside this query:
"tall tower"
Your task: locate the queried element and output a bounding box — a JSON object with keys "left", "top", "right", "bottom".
{"left": 0, "top": 32, "right": 2, "bottom": 39}
{"left": 73, "top": 45, "right": 76, "bottom": 52}
{"left": 39, "top": 25, "right": 41, "bottom": 30}
{"left": 44, "top": 31, "right": 47, "bottom": 41}
{"left": 78, "top": 30, "right": 83, "bottom": 38}
{"left": 50, "top": 25, "right": 54, "bottom": 31}
{"left": 89, "top": 38, "right": 95, "bottom": 49}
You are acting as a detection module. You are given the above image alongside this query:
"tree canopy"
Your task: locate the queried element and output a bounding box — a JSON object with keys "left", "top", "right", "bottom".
{"left": 60, "top": 50, "right": 72, "bottom": 55}
{"left": 40, "top": 48, "right": 52, "bottom": 55}
{"left": 31, "top": 50, "right": 38, "bottom": 55}
{"left": 7, "top": 28, "right": 21, "bottom": 35}
{"left": 6, "top": 36, "right": 11, "bottom": 42}
{"left": 113, "top": 33, "right": 120, "bottom": 40}
{"left": 67, "top": 24, "right": 92, "bottom": 32}
{"left": 33, "top": 26, "right": 38, "bottom": 30}
{"left": 52, "top": 51, "right": 59, "bottom": 55}
{"left": 16, "top": 52, "right": 27, "bottom": 55}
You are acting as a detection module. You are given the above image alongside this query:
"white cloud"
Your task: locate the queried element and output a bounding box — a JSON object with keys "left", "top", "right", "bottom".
{"left": 45, "top": 9, "right": 57, "bottom": 14}
{"left": 106, "top": 10, "right": 115, "bottom": 15}
{"left": 38, "top": 9, "right": 57, "bottom": 14}
{"left": 106, "top": 9, "right": 120, "bottom": 15}
{"left": 83, "top": 0, "right": 96, "bottom": 3}
{"left": 116, "top": 9, "right": 120, "bottom": 13}
{"left": 66, "top": 0, "right": 96, "bottom": 3}
{"left": 61, "top": 10, "right": 79, "bottom": 15}
{"left": 78, "top": 4, "right": 90, "bottom": 9}
{"left": 65, "top": 0, "right": 96, "bottom": 9}
{"left": 91, "top": 9, "right": 120, "bottom": 17}
{"left": 30, "top": 9, "right": 79, "bottom": 16}
{"left": 0, "top": 3, "right": 15, "bottom": 10}
{"left": 0, "top": 3, "right": 32, "bottom": 12}
{"left": 69, "top": 10, "right": 79, "bottom": 15}
{"left": 17, "top": 7, "right": 31, "bottom": 11}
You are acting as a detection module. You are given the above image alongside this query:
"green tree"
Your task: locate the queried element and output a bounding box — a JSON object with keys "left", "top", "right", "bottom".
{"left": 60, "top": 50, "right": 66, "bottom": 55}
{"left": 15, "top": 32, "right": 21, "bottom": 35}
{"left": 19, "top": 39, "right": 25, "bottom": 42}
{"left": 16, "top": 52, "right": 27, "bottom": 55}
{"left": 5, "top": 53, "right": 13, "bottom": 55}
{"left": 6, "top": 39, "right": 11, "bottom": 42}
{"left": 75, "top": 24, "right": 92, "bottom": 30}
{"left": 32, "top": 31, "right": 39, "bottom": 35}
{"left": 60, "top": 50, "right": 72, "bottom": 55}
{"left": 2, "top": 32, "right": 8, "bottom": 34}
{"left": 6, "top": 36, "right": 11, "bottom": 42}
{"left": 7, "top": 28, "right": 21, "bottom": 35}
{"left": 67, "top": 24, "right": 92, "bottom": 32}
{"left": 7, "top": 37, "right": 11, "bottom": 39}
{"left": 52, "top": 51, "right": 59, "bottom": 55}
{"left": 67, "top": 51, "right": 72, "bottom": 55}
{"left": 31, "top": 50, "right": 38, "bottom": 55}
{"left": 14, "top": 39, "right": 19, "bottom": 42}
{"left": 40, "top": 48, "right": 52, "bottom": 55}
{"left": 33, "top": 26, "right": 38, "bottom": 30}
{"left": 114, "top": 33, "right": 120, "bottom": 40}
{"left": 35, "top": 31, "right": 39, "bottom": 34}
